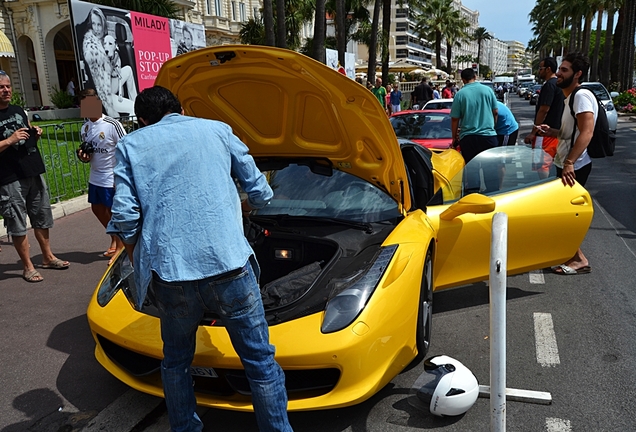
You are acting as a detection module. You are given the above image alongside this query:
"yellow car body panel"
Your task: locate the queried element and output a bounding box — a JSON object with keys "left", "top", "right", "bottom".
{"left": 429, "top": 149, "right": 465, "bottom": 199}
{"left": 87, "top": 218, "right": 436, "bottom": 411}
{"left": 429, "top": 179, "right": 593, "bottom": 290}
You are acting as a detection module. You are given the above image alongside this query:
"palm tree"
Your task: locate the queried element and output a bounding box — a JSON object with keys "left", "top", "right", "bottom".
{"left": 240, "top": 0, "right": 311, "bottom": 50}
{"left": 443, "top": 9, "right": 469, "bottom": 72}
{"left": 263, "top": 0, "right": 275, "bottom": 45}
{"left": 590, "top": 5, "right": 604, "bottom": 81}
{"left": 413, "top": 0, "right": 457, "bottom": 69}
{"left": 323, "top": 0, "right": 370, "bottom": 68}
{"left": 335, "top": 0, "right": 346, "bottom": 66}
{"left": 276, "top": 0, "right": 287, "bottom": 48}
{"left": 472, "top": 27, "right": 492, "bottom": 66}
{"left": 602, "top": 0, "right": 622, "bottom": 87}
{"left": 380, "top": 0, "right": 391, "bottom": 85}
{"left": 367, "top": 0, "right": 382, "bottom": 83}
{"left": 454, "top": 54, "right": 475, "bottom": 71}
{"left": 615, "top": 0, "right": 636, "bottom": 90}
{"left": 239, "top": 17, "right": 266, "bottom": 45}
{"left": 312, "top": 0, "right": 326, "bottom": 63}
{"left": 91, "top": 0, "right": 178, "bottom": 17}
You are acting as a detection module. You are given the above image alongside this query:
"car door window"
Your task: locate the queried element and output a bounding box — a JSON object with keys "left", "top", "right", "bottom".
{"left": 439, "top": 146, "right": 556, "bottom": 204}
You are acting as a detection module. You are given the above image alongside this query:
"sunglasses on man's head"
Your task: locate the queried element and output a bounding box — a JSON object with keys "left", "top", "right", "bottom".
{"left": 0, "top": 71, "right": 7, "bottom": 75}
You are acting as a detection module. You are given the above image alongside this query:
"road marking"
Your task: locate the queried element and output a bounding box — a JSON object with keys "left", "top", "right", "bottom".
{"left": 515, "top": 162, "right": 523, "bottom": 168}
{"left": 546, "top": 417, "right": 572, "bottom": 431}
{"left": 534, "top": 312, "right": 560, "bottom": 367}
{"left": 529, "top": 269, "right": 545, "bottom": 284}
{"left": 518, "top": 119, "right": 534, "bottom": 127}
{"left": 516, "top": 171, "right": 524, "bottom": 179}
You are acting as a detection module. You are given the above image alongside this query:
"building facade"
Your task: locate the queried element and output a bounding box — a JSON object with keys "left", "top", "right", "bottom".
{"left": 359, "top": 0, "right": 434, "bottom": 68}
{"left": 450, "top": 0, "right": 479, "bottom": 71}
{"left": 483, "top": 37, "right": 508, "bottom": 75}
{"left": 505, "top": 40, "right": 527, "bottom": 73}
{"left": 0, "top": 0, "right": 259, "bottom": 108}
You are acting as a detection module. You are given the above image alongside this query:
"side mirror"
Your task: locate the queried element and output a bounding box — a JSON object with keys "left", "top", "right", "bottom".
{"left": 440, "top": 193, "right": 496, "bottom": 221}
{"left": 610, "top": 91, "right": 619, "bottom": 98}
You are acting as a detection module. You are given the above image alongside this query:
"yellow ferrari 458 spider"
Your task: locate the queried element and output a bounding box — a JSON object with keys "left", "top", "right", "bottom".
{"left": 87, "top": 46, "right": 593, "bottom": 412}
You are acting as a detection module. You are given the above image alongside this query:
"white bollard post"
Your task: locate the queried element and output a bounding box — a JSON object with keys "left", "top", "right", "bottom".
{"left": 490, "top": 212, "right": 508, "bottom": 431}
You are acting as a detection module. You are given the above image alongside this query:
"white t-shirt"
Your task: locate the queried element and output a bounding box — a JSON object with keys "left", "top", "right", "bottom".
{"left": 66, "top": 80, "right": 75, "bottom": 96}
{"left": 81, "top": 115, "right": 126, "bottom": 187}
{"left": 556, "top": 88, "right": 597, "bottom": 169}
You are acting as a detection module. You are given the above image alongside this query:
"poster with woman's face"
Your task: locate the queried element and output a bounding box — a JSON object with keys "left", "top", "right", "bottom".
{"left": 69, "top": 0, "right": 207, "bottom": 118}
{"left": 70, "top": 0, "right": 139, "bottom": 117}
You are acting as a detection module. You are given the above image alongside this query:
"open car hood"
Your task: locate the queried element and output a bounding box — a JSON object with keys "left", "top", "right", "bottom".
{"left": 154, "top": 45, "right": 410, "bottom": 211}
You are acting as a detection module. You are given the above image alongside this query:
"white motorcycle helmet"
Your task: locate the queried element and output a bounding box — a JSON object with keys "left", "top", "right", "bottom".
{"left": 416, "top": 355, "right": 479, "bottom": 416}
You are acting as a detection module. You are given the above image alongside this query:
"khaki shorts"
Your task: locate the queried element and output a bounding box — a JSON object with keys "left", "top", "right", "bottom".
{"left": 0, "top": 175, "right": 54, "bottom": 237}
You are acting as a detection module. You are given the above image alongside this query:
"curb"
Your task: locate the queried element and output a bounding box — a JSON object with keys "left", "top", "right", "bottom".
{"left": 1, "top": 194, "right": 91, "bottom": 240}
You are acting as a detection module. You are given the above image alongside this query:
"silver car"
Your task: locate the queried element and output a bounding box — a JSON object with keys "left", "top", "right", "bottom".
{"left": 580, "top": 82, "right": 619, "bottom": 134}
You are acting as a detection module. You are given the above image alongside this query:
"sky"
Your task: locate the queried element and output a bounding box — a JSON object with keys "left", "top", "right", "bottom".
{"left": 461, "top": 0, "right": 537, "bottom": 46}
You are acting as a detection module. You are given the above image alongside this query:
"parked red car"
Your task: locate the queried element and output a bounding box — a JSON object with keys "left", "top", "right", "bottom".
{"left": 390, "top": 109, "right": 455, "bottom": 151}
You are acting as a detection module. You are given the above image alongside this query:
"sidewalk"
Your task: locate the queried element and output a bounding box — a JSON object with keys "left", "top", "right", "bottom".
{"left": 0, "top": 195, "right": 91, "bottom": 240}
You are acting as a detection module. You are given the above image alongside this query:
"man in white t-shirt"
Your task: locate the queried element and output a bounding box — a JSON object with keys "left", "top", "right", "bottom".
{"left": 77, "top": 88, "right": 126, "bottom": 261}
{"left": 537, "top": 52, "right": 595, "bottom": 276}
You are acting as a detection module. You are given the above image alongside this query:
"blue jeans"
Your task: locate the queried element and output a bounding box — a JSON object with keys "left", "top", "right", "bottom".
{"left": 152, "top": 261, "right": 293, "bottom": 432}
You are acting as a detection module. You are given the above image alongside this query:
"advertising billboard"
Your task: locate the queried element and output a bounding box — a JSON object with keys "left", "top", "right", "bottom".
{"left": 68, "top": 0, "right": 205, "bottom": 117}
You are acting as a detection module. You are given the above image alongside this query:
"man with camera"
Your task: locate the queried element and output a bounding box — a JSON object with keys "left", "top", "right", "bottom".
{"left": 77, "top": 88, "right": 126, "bottom": 262}
{"left": 0, "top": 72, "right": 69, "bottom": 282}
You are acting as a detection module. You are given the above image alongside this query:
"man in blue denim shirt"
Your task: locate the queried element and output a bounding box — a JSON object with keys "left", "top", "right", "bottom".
{"left": 107, "top": 86, "right": 292, "bottom": 432}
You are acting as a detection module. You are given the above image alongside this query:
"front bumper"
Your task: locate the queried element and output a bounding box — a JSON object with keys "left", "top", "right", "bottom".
{"left": 87, "top": 250, "right": 424, "bottom": 412}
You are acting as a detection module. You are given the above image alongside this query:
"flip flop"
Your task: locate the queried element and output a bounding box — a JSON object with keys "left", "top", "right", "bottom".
{"left": 23, "top": 269, "right": 43, "bottom": 283}
{"left": 103, "top": 248, "right": 117, "bottom": 257}
{"left": 41, "top": 258, "right": 70, "bottom": 270}
{"left": 551, "top": 264, "right": 591, "bottom": 275}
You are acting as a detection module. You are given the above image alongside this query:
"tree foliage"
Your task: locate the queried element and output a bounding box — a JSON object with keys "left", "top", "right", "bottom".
{"left": 528, "top": 0, "right": 633, "bottom": 89}
{"left": 472, "top": 27, "right": 492, "bottom": 66}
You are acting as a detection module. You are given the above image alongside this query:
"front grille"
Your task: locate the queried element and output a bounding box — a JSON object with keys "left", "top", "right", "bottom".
{"left": 97, "top": 334, "right": 341, "bottom": 398}
{"left": 98, "top": 335, "right": 161, "bottom": 376}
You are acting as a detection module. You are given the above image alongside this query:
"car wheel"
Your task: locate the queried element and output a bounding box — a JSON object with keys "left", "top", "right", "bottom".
{"left": 415, "top": 248, "right": 433, "bottom": 359}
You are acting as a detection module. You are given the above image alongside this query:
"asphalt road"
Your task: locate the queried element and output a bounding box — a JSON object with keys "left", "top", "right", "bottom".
{"left": 2, "top": 96, "right": 635, "bottom": 432}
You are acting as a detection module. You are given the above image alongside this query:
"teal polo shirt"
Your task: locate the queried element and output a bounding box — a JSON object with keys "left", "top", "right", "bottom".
{"left": 450, "top": 82, "right": 498, "bottom": 139}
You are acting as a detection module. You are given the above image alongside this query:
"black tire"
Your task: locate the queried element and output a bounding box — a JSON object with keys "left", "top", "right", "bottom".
{"left": 415, "top": 248, "right": 433, "bottom": 360}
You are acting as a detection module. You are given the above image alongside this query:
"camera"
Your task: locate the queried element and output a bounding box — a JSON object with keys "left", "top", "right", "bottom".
{"left": 79, "top": 141, "right": 95, "bottom": 154}
{"left": 23, "top": 128, "right": 39, "bottom": 153}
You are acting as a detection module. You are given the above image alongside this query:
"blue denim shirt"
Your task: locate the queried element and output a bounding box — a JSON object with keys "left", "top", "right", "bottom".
{"left": 107, "top": 114, "right": 273, "bottom": 308}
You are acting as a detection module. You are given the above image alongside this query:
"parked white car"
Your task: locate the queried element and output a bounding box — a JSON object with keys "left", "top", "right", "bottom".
{"left": 423, "top": 98, "right": 453, "bottom": 110}
{"left": 580, "top": 82, "right": 619, "bottom": 134}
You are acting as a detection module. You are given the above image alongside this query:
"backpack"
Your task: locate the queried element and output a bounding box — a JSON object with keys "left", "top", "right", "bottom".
{"left": 569, "top": 86, "right": 614, "bottom": 158}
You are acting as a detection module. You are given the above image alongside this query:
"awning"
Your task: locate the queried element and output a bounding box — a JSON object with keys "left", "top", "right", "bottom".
{"left": 0, "top": 31, "right": 15, "bottom": 58}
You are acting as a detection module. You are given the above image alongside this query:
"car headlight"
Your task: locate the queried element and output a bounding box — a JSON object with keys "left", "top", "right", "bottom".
{"left": 321, "top": 245, "right": 398, "bottom": 333}
{"left": 97, "top": 255, "right": 135, "bottom": 307}
{"left": 605, "top": 101, "right": 615, "bottom": 111}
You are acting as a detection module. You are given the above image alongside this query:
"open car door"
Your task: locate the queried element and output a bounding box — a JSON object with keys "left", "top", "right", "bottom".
{"left": 426, "top": 146, "right": 594, "bottom": 291}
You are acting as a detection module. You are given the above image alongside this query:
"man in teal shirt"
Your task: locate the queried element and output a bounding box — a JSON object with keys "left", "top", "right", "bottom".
{"left": 450, "top": 68, "right": 499, "bottom": 191}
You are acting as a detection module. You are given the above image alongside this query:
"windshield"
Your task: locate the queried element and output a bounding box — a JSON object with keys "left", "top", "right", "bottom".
{"left": 390, "top": 113, "right": 452, "bottom": 140}
{"left": 251, "top": 164, "right": 401, "bottom": 223}
{"left": 582, "top": 83, "right": 610, "bottom": 101}
{"left": 439, "top": 146, "right": 556, "bottom": 204}
{"left": 425, "top": 101, "right": 453, "bottom": 110}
